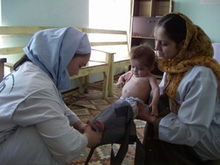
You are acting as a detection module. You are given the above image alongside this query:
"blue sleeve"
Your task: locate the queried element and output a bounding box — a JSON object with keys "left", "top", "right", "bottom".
{"left": 159, "top": 67, "right": 218, "bottom": 146}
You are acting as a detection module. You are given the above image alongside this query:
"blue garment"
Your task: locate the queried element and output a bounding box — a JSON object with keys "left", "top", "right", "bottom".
{"left": 23, "top": 27, "right": 91, "bottom": 91}
{"left": 159, "top": 66, "right": 220, "bottom": 160}
{"left": 0, "top": 27, "right": 90, "bottom": 164}
{"left": 0, "top": 62, "right": 88, "bottom": 165}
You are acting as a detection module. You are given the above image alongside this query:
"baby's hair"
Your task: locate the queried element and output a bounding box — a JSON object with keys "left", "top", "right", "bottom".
{"left": 129, "top": 44, "right": 155, "bottom": 67}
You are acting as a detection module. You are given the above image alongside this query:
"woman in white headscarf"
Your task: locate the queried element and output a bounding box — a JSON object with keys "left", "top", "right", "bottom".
{"left": 0, "top": 27, "right": 101, "bottom": 165}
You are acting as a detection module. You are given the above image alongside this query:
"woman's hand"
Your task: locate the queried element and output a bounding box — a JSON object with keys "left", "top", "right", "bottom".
{"left": 84, "top": 125, "right": 102, "bottom": 148}
{"left": 73, "top": 121, "right": 87, "bottom": 133}
{"left": 136, "top": 103, "right": 157, "bottom": 123}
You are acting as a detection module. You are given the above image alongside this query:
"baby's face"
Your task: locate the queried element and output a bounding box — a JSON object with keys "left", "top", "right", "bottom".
{"left": 130, "top": 59, "right": 151, "bottom": 77}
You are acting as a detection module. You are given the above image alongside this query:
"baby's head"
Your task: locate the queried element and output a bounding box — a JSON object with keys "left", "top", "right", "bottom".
{"left": 129, "top": 44, "right": 155, "bottom": 77}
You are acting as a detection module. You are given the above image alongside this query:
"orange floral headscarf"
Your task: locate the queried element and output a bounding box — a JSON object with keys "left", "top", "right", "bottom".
{"left": 158, "top": 12, "right": 220, "bottom": 112}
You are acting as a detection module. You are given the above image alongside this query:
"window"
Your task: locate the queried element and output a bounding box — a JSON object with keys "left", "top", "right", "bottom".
{"left": 88, "top": 0, "right": 132, "bottom": 61}
{"left": 89, "top": 0, "right": 131, "bottom": 31}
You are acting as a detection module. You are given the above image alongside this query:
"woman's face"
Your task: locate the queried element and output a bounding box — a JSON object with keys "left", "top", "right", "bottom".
{"left": 154, "top": 26, "right": 182, "bottom": 60}
{"left": 67, "top": 54, "right": 90, "bottom": 76}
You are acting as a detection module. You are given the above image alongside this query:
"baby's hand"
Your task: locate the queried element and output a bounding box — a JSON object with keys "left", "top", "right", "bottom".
{"left": 136, "top": 103, "right": 156, "bottom": 123}
{"left": 115, "top": 82, "right": 124, "bottom": 88}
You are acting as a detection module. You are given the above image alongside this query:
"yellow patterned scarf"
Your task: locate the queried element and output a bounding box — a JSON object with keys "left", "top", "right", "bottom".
{"left": 158, "top": 12, "right": 220, "bottom": 112}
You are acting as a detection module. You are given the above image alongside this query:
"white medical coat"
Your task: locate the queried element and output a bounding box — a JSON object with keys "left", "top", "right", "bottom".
{"left": 0, "top": 62, "right": 88, "bottom": 165}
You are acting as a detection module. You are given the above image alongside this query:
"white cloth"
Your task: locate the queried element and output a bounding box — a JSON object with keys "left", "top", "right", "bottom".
{"left": 212, "top": 43, "right": 220, "bottom": 63}
{"left": 120, "top": 96, "right": 146, "bottom": 118}
{"left": 158, "top": 66, "right": 220, "bottom": 160}
{"left": 0, "top": 62, "right": 88, "bottom": 165}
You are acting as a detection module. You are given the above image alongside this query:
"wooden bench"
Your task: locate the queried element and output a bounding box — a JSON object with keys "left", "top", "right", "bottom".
{"left": 78, "top": 28, "right": 130, "bottom": 96}
{"left": 0, "top": 26, "right": 130, "bottom": 97}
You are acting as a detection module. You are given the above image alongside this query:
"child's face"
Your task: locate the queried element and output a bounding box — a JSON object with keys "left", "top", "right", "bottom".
{"left": 130, "top": 59, "right": 152, "bottom": 77}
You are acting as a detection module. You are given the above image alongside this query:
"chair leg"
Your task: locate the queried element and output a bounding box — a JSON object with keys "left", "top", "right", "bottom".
{"left": 103, "top": 71, "right": 109, "bottom": 98}
{"left": 79, "top": 76, "right": 88, "bottom": 95}
{"left": 107, "top": 68, "right": 113, "bottom": 97}
{"left": 105, "top": 53, "right": 114, "bottom": 97}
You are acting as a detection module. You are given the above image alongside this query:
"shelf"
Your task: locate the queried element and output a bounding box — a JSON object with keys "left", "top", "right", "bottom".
{"left": 130, "top": 0, "right": 172, "bottom": 77}
{"left": 131, "top": 0, "right": 172, "bottom": 45}
{"left": 133, "top": 0, "right": 172, "bottom": 17}
{"left": 151, "top": 0, "right": 171, "bottom": 16}
{"left": 132, "top": 16, "right": 160, "bottom": 38}
{"left": 134, "top": 1, "right": 151, "bottom": 17}
{"left": 132, "top": 35, "right": 154, "bottom": 39}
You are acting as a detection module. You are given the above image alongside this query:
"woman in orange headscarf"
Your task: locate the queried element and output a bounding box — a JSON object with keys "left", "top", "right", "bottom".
{"left": 136, "top": 12, "right": 220, "bottom": 164}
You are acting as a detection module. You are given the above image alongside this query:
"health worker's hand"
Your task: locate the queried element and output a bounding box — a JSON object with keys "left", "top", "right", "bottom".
{"left": 136, "top": 103, "right": 157, "bottom": 123}
{"left": 73, "top": 121, "right": 87, "bottom": 133}
{"left": 84, "top": 124, "right": 102, "bottom": 148}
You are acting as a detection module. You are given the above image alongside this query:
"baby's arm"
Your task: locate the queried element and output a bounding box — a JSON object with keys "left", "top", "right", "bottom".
{"left": 115, "top": 71, "right": 132, "bottom": 88}
{"left": 148, "top": 76, "right": 160, "bottom": 116}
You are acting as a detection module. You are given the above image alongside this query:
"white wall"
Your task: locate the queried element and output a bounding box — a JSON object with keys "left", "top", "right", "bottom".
{"left": 0, "top": 0, "right": 2, "bottom": 25}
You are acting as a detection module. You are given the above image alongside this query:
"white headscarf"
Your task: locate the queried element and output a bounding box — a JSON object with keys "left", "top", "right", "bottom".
{"left": 24, "top": 27, "right": 91, "bottom": 91}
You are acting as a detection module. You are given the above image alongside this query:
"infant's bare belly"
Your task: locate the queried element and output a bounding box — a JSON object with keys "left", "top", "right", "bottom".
{"left": 121, "top": 77, "right": 151, "bottom": 101}
{"left": 122, "top": 86, "right": 150, "bottom": 101}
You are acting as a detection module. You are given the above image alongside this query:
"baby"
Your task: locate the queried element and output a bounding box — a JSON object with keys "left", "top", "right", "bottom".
{"left": 86, "top": 44, "right": 160, "bottom": 164}
{"left": 116, "top": 44, "right": 160, "bottom": 116}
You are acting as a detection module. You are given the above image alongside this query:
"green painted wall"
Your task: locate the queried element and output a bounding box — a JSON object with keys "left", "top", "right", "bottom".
{"left": 1, "top": 0, "right": 89, "bottom": 27}
{"left": 174, "top": 0, "right": 220, "bottom": 42}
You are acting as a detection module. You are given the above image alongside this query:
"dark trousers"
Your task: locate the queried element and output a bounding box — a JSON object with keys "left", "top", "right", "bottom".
{"left": 140, "top": 95, "right": 219, "bottom": 165}
{"left": 142, "top": 124, "right": 212, "bottom": 165}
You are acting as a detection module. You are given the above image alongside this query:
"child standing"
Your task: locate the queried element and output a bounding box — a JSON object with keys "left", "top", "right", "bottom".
{"left": 116, "top": 44, "right": 160, "bottom": 116}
